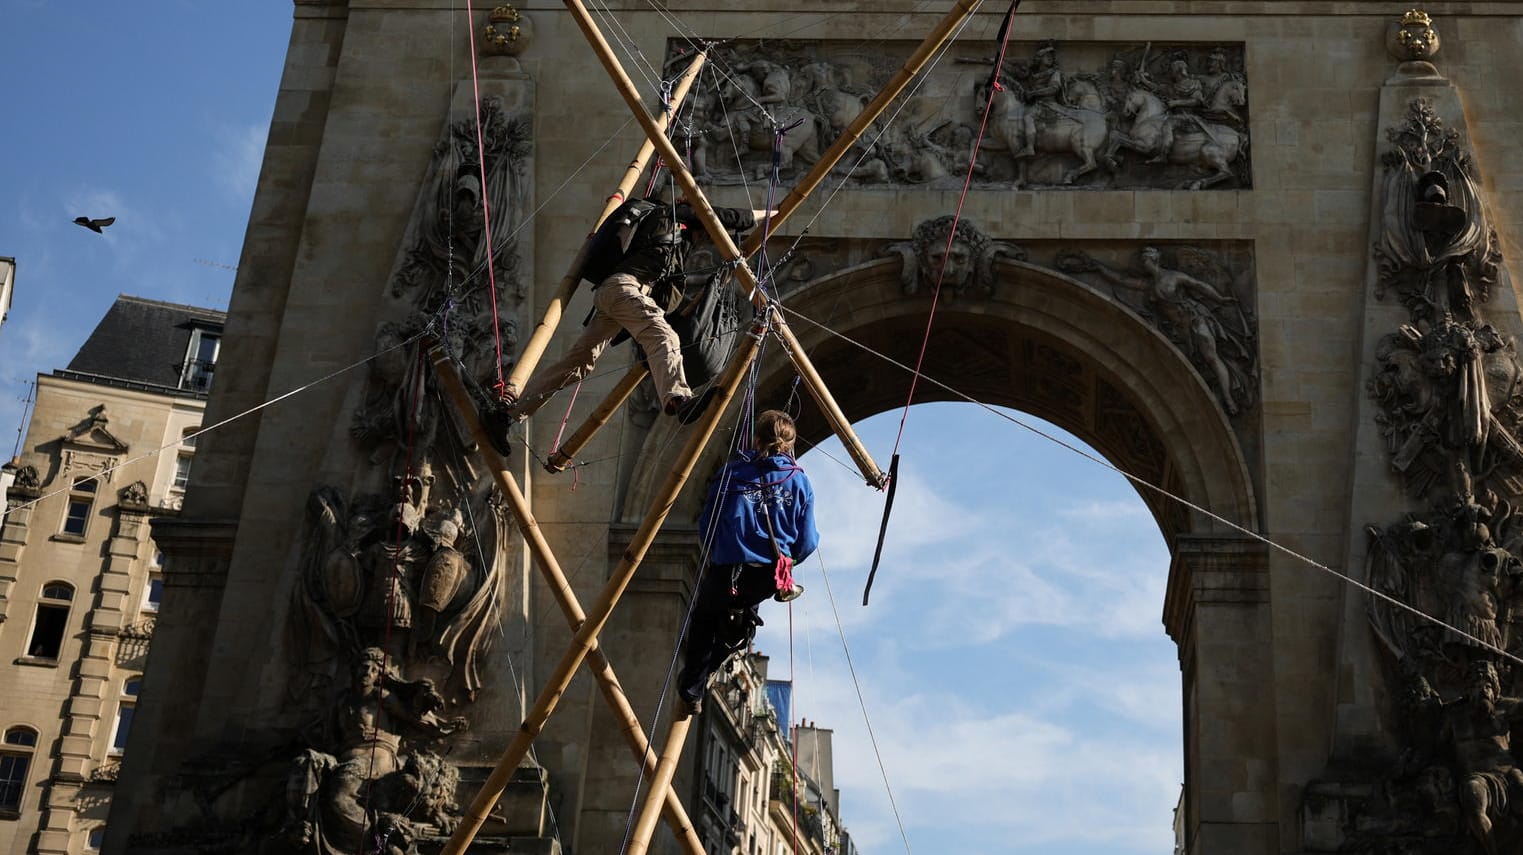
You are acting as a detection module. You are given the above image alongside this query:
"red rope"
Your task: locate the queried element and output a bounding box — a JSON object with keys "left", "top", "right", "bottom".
{"left": 549, "top": 381, "right": 582, "bottom": 456}
{"left": 464, "top": 0, "right": 509, "bottom": 397}
{"left": 788, "top": 600, "right": 800, "bottom": 855}
{"left": 890, "top": 0, "right": 1023, "bottom": 457}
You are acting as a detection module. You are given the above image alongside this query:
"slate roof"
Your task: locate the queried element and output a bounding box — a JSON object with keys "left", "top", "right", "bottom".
{"left": 60, "top": 295, "right": 226, "bottom": 395}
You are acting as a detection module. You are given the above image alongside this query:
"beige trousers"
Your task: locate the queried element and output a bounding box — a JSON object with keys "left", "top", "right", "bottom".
{"left": 515, "top": 272, "right": 692, "bottom": 418}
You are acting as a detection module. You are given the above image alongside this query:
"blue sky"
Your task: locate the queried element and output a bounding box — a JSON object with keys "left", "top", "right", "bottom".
{"left": 0, "top": 3, "right": 287, "bottom": 444}
{"left": 0, "top": 5, "right": 1180, "bottom": 853}
{"left": 776, "top": 405, "right": 1177, "bottom": 855}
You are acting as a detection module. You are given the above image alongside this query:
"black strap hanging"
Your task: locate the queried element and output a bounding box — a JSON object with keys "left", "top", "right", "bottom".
{"left": 861, "top": 453, "right": 900, "bottom": 606}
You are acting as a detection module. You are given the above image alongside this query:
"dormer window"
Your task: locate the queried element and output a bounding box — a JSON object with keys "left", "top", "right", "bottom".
{"left": 180, "top": 328, "right": 220, "bottom": 392}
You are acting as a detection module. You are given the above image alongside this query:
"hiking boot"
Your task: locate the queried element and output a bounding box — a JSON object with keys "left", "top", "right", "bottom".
{"left": 774, "top": 583, "right": 804, "bottom": 603}
{"left": 679, "top": 693, "right": 703, "bottom": 718}
{"left": 477, "top": 398, "right": 519, "bottom": 459}
{"left": 676, "top": 388, "right": 718, "bottom": 425}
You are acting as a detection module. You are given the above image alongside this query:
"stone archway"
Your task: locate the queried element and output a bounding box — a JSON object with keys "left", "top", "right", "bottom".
{"left": 613, "top": 258, "right": 1277, "bottom": 854}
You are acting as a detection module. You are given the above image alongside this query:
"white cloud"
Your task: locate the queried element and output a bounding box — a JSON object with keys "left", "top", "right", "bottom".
{"left": 770, "top": 658, "right": 1182, "bottom": 855}
{"left": 213, "top": 122, "right": 268, "bottom": 200}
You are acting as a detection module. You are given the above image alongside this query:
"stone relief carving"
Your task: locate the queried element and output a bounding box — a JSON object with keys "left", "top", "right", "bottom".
{"left": 12, "top": 464, "right": 40, "bottom": 492}
{"left": 666, "top": 40, "right": 1248, "bottom": 190}
{"left": 118, "top": 480, "right": 149, "bottom": 510}
{"left": 277, "top": 92, "right": 531, "bottom": 851}
{"left": 282, "top": 648, "right": 465, "bottom": 854}
{"left": 881, "top": 216, "right": 1026, "bottom": 299}
{"left": 1057, "top": 245, "right": 1258, "bottom": 417}
{"left": 1354, "top": 96, "right": 1523, "bottom": 855}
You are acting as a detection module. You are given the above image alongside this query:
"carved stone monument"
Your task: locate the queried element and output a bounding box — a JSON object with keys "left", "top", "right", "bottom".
{"left": 109, "top": 6, "right": 1523, "bottom": 855}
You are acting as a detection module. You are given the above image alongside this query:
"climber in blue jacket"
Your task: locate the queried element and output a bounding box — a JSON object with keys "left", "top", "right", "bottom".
{"left": 678, "top": 409, "right": 817, "bottom": 717}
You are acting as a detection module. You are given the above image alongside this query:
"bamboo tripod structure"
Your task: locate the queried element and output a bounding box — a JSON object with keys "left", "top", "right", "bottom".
{"left": 440, "top": 2, "right": 981, "bottom": 852}
{"left": 432, "top": 352, "right": 707, "bottom": 854}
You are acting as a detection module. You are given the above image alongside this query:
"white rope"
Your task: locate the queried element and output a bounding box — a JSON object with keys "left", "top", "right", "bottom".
{"left": 776, "top": 301, "right": 1523, "bottom": 669}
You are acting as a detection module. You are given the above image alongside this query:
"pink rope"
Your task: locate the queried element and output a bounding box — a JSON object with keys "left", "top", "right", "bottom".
{"left": 464, "top": 0, "right": 509, "bottom": 396}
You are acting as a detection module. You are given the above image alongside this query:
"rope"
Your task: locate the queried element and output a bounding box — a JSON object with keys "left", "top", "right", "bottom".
{"left": 358, "top": 346, "right": 427, "bottom": 854}
{"left": 462, "top": 0, "right": 511, "bottom": 399}
{"left": 776, "top": 301, "right": 1523, "bottom": 669}
{"left": 891, "top": 0, "right": 1021, "bottom": 458}
{"left": 814, "top": 543, "right": 915, "bottom": 854}
{"left": 4, "top": 329, "right": 433, "bottom": 518}
{"left": 437, "top": 383, "right": 569, "bottom": 852}
{"left": 613, "top": 382, "right": 755, "bottom": 855}
{"left": 788, "top": 596, "right": 801, "bottom": 854}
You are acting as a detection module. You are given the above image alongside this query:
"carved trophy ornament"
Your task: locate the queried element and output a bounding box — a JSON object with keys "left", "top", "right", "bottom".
{"left": 666, "top": 40, "right": 1249, "bottom": 190}
{"left": 276, "top": 93, "right": 530, "bottom": 852}
{"left": 1358, "top": 97, "right": 1523, "bottom": 855}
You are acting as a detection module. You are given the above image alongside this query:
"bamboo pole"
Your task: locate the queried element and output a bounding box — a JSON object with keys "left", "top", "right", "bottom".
{"left": 547, "top": 0, "right": 980, "bottom": 487}
{"left": 441, "top": 5, "right": 984, "bottom": 851}
{"left": 440, "top": 309, "right": 769, "bottom": 855}
{"left": 545, "top": 362, "right": 648, "bottom": 472}
{"left": 503, "top": 51, "right": 708, "bottom": 398}
{"left": 429, "top": 349, "right": 704, "bottom": 855}
{"left": 623, "top": 714, "right": 694, "bottom": 855}
{"left": 559, "top": 0, "right": 896, "bottom": 488}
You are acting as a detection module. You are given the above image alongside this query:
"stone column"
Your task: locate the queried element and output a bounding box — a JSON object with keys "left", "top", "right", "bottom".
{"left": 575, "top": 525, "right": 699, "bottom": 855}
{"left": 1165, "top": 533, "right": 1279, "bottom": 855}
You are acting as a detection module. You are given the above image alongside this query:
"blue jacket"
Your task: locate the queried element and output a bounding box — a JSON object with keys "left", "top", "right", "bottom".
{"left": 698, "top": 452, "right": 819, "bottom": 566}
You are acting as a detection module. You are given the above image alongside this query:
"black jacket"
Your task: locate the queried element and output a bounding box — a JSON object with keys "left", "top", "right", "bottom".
{"left": 613, "top": 202, "right": 757, "bottom": 285}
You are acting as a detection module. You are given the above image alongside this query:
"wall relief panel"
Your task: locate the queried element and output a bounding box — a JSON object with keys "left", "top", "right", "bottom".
{"left": 664, "top": 39, "right": 1249, "bottom": 190}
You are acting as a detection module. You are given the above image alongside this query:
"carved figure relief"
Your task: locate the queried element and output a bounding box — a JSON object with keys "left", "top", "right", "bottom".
{"left": 1057, "top": 246, "right": 1258, "bottom": 417}
{"left": 666, "top": 40, "right": 1249, "bottom": 190}
{"left": 1359, "top": 96, "right": 1523, "bottom": 855}
{"left": 282, "top": 648, "right": 466, "bottom": 854}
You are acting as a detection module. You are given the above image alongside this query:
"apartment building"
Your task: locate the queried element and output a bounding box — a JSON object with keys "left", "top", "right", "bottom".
{"left": 0, "top": 295, "right": 223, "bottom": 854}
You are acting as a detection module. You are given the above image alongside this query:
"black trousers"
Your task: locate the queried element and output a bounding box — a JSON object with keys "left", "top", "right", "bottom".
{"left": 678, "top": 563, "right": 777, "bottom": 703}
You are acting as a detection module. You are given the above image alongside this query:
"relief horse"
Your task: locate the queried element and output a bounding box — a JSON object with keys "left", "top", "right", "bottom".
{"left": 1107, "top": 82, "right": 1248, "bottom": 190}
{"left": 980, "top": 77, "right": 1113, "bottom": 188}
{"left": 716, "top": 72, "right": 822, "bottom": 178}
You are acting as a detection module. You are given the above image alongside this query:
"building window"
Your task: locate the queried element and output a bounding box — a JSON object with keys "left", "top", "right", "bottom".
{"left": 172, "top": 454, "right": 193, "bottom": 491}
{"left": 110, "top": 679, "right": 140, "bottom": 755}
{"left": 86, "top": 827, "right": 105, "bottom": 850}
{"left": 0, "top": 726, "right": 38, "bottom": 814}
{"left": 60, "top": 476, "right": 97, "bottom": 537}
{"left": 26, "top": 582, "right": 74, "bottom": 660}
{"left": 180, "top": 329, "right": 219, "bottom": 392}
{"left": 143, "top": 573, "right": 163, "bottom": 613}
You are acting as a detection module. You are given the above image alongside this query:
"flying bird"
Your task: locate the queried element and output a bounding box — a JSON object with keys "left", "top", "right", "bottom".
{"left": 73, "top": 216, "right": 115, "bottom": 234}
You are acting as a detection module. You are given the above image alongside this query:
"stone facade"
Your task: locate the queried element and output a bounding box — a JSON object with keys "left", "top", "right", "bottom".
{"left": 105, "top": 3, "right": 1523, "bottom": 855}
{"left": 689, "top": 653, "right": 855, "bottom": 855}
{"left": 0, "top": 296, "right": 221, "bottom": 855}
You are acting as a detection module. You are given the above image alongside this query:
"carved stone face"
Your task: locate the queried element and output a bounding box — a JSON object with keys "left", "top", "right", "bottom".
{"left": 926, "top": 240, "right": 973, "bottom": 291}
{"left": 1170, "top": 60, "right": 1190, "bottom": 81}
{"left": 357, "top": 657, "right": 385, "bottom": 692}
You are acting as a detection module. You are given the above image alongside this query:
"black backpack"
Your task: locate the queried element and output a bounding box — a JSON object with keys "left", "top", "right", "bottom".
{"left": 578, "top": 198, "right": 682, "bottom": 287}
